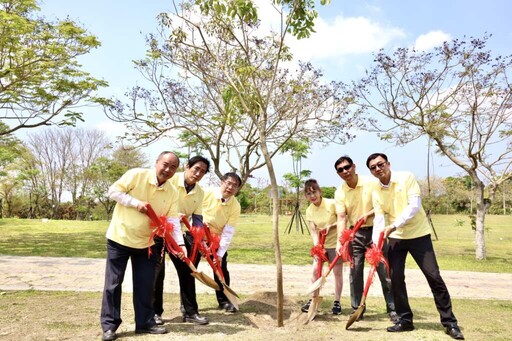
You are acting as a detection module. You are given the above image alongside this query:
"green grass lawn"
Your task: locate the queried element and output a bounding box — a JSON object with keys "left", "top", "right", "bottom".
{"left": 0, "top": 214, "right": 510, "bottom": 273}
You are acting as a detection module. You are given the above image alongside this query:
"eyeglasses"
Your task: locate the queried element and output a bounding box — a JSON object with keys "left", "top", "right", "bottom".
{"left": 336, "top": 164, "right": 352, "bottom": 173}
{"left": 223, "top": 180, "right": 239, "bottom": 188}
{"left": 369, "top": 162, "right": 387, "bottom": 171}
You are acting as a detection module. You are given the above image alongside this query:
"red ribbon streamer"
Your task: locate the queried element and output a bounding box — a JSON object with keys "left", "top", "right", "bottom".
{"left": 189, "top": 226, "right": 205, "bottom": 263}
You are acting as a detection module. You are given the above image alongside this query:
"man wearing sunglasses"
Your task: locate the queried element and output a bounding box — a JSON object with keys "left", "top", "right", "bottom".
{"left": 367, "top": 153, "right": 464, "bottom": 340}
{"left": 333, "top": 155, "right": 396, "bottom": 322}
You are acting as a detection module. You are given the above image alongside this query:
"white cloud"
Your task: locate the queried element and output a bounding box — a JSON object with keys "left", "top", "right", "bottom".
{"left": 287, "top": 15, "right": 406, "bottom": 61}
{"left": 414, "top": 30, "right": 451, "bottom": 51}
{"left": 95, "top": 120, "right": 126, "bottom": 139}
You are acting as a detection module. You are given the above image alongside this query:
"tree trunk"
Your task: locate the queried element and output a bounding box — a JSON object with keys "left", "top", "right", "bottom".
{"left": 473, "top": 179, "right": 487, "bottom": 260}
{"left": 259, "top": 137, "right": 284, "bottom": 326}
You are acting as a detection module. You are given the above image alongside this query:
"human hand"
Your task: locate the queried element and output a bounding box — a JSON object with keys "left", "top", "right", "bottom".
{"left": 176, "top": 245, "right": 188, "bottom": 259}
{"left": 384, "top": 225, "right": 396, "bottom": 239}
{"left": 137, "top": 202, "right": 149, "bottom": 214}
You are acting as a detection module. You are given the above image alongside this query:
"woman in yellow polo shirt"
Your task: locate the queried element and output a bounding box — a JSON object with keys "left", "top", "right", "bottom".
{"left": 301, "top": 179, "right": 343, "bottom": 315}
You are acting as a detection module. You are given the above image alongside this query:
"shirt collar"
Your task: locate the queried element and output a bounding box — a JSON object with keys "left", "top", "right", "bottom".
{"left": 152, "top": 168, "right": 168, "bottom": 189}
{"left": 215, "top": 188, "right": 230, "bottom": 203}
{"left": 380, "top": 171, "right": 396, "bottom": 188}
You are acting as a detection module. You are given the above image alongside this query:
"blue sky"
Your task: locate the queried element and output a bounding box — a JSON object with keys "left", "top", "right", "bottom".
{"left": 33, "top": 0, "right": 512, "bottom": 187}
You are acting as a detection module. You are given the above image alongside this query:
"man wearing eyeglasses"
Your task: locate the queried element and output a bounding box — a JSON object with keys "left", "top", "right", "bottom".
{"left": 202, "top": 172, "right": 242, "bottom": 313}
{"left": 333, "top": 155, "right": 396, "bottom": 322}
{"left": 367, "top": 153, "right": 464, "bottom": 340}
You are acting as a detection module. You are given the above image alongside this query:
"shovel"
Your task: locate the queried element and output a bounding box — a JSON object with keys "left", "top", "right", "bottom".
{"left": 145, "top": 204, "right": 220, "bottom": 291}
{"left": 181, "top": 217, "right": 240, "bottom": 309}
{"left": 305, "top": 230, "right": 328, "bottom": 324}
{"left": 346, "top": 230, "right": 386, "bottom": 330}
{"left": 307, "top": 218, "right": 365, "bottom": 294}
{"left": 202, "top": 222, "right": 240, "bottom": 309}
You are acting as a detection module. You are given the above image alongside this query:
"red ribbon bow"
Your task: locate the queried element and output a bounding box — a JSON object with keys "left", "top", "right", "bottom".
{"left": 365, "top": 242, "right": 390, "bottom": 276}
{"left": 148, "top": 213, "right": 175, "bottom": 259}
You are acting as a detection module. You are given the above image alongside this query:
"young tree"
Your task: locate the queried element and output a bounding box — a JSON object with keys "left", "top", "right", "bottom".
{"left": 352, "top": 35, "right": 512, "bottom": 260}
{"left": 105, "top": 0, "right": 354, "bottom": 325}
{"left": 0, "top": 0, "right": 108, "bottom": 135}
{"left": 282, "top": 139, "right": 311, "bottom": 233}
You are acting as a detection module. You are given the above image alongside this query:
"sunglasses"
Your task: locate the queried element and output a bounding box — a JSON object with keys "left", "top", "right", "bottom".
{"left": 369, "top": 162, "right": 387, "bottom": 171}
{"left": 336, "top": 164, "right": 352, "bottom": 173}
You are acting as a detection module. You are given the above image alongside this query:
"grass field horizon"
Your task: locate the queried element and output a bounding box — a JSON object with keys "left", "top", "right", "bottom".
{"left": 0, "top": 214, "right": 510, "bottom": 273}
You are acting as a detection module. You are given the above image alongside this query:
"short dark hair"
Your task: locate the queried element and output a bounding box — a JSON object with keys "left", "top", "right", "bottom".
{"left": 366, "top": 153, "right": 388, "bottom": 168}
{"left": 187, "top": 156, "right": 210, "bottom": 173}
{"left": 304, "top": 179, "right": 321, "bottom": 195}
{"left": 221, "top": 172, "right": 242, "bottom": 187}
{"left": 334, "top": 155, "right": 353, "bottom": 170}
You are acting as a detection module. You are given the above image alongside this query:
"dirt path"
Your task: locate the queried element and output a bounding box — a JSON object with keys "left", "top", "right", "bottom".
{"left": 1, "top": 255, "right": 510, "bottom": 300}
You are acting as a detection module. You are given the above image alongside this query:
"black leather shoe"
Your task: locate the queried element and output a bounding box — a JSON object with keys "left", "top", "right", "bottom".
{"left": 102, "top": 330, "right": 117, "bottom": 341}
{"left": 446, "top": 326, "right": 465, "bottom": 340}
{"left": 219, "top": 302, "right": 237, "bottom": 313}
{"left": 135, "top": 325, "right": 167, "bottom": 334}
{"left": 183, "top": 313, "right": 209, "bottom": 325}
{"left": 387, "top": 322, "right": 415, "bottom": 332}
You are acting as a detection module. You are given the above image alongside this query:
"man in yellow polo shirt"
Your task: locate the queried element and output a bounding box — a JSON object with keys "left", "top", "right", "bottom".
{"left": 100, "top": 151, "right": 184, "bottom": 341}
{"left": 152, "top": 156, "right": 210, "bottom": 325}
{"left": 367, "top": 153, "right": 464, "bottom": 340}
{"left": 202, "top": 172, "right": 242, "bottom": 313}
{"left": 334, "top": 155, "right": 396, "bottom": 322}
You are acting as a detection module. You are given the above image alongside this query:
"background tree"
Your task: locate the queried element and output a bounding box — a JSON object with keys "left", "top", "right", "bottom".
{"left": 352, "top": 35, "right": 512, "bottom": 260}
{"left": 104, "top": 0, "right": 351, "bottom": 325}
{"left": 0, "top": 0, "right": 107, "bottom": 135}
{"left": 88, "top": 146, "right": 148, "bottom": 219}
{"left": 25, "top": 127, "right": 111, "bottom": 219}
{"left": 281, "top": 139, "right": 311, "bottom": 234}
{"left": 65, "top": 128, "right": 110, "bottom": 219}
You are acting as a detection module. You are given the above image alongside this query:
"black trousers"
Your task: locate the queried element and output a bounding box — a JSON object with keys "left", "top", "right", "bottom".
{"left": 214, "top": 252, "right": 231, "bottom": 305}
{"left": 349, "top": 226, "right": 395, "bottom": 313}
{"left": 100, "top": 239, "right": 157, "bottom": 332}
{"left": 387, "top": 234, "right": 458, "bottom": 327}
{"left": 152, "top": 232, "right": 201, "bottom": 316}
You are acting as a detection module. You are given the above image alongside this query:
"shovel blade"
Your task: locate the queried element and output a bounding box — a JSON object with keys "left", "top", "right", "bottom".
{"left": 345, "top": 303, "right": 364, "bottom": 329}
{"left": 305, "top": 296, "right": 322, "bottom": 324}
{"left": 221, "top": 282, "right": 240, "bottom": 310}
{"left": 191, "top": 272, "right": 220, "bottom": 290}
{"left": 307, "top": 276, "right": 326, "bottom": 294}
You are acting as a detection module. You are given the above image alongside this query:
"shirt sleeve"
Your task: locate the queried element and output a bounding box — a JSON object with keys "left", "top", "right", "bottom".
{"left": 334, "top": 187, "right": 346, "bottom": 214}
{"left": 108, "top": 187, "right": 141, "bottom": 208}
{"left": 108, "top": 169, "right": 141, "bottom": 208}
{"left": 167, "top": 216, "right": 185, "bottom": 245}
{"left": 372, "top": 189, "right": 385, "bottom": 242}
{"left": 217, "top": 224, "right": 235, "bottom": 257}
{"left": 392, "top": 195, "right": 421, "bottom": 228}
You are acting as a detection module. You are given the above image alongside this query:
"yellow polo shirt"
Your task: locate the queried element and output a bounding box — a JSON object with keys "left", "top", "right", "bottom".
{"left": 170, "top": 172, "right": 204, "bottom": 230}
{"left": 202, "top": 188, "right": 241, "bottom": 235}
{"left": 305, "top": 198, "right": 337, "bottom": 248}
{"left": 372, "top": 171, "right": 430, "bottom": 240}
{"left": 106, "top": 168, "right": 179, "bottom": 249}
{"left": 334, "top": 175, "right": 377, "bottom": 228}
